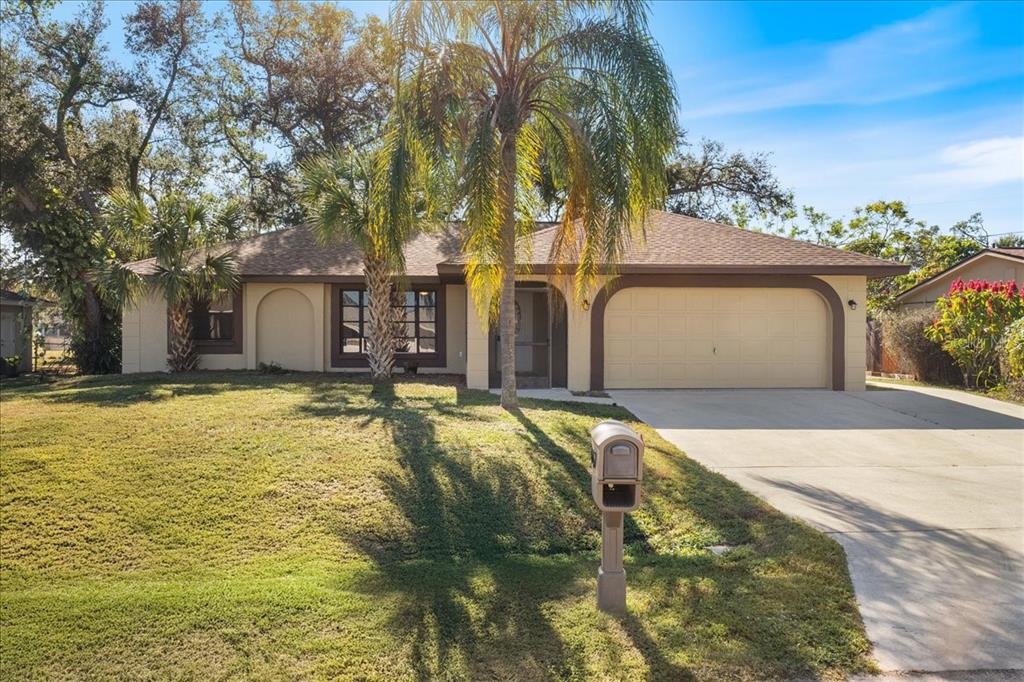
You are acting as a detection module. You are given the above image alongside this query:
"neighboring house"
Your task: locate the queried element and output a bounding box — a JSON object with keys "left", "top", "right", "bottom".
{"left": 121, "top": 210, "right": 907, "bottom": 391}
{"left": 36, "top": 308, "right": 70, "bottom": 352}
{"left": 0, "top": 289, "right": 40, "bottom": 373}
{"left": 895, "top": 248, "right": 1024, "bottom": 309}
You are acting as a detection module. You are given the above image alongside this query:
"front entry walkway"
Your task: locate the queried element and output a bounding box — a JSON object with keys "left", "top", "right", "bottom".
{"left": 611, "top": 383, "right": 1024, "bottom": 673}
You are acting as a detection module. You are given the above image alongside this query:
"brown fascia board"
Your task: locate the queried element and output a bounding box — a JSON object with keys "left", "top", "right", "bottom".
{"left": 238, "top": 262, "right": 910, "bottom": 283}
{"left": 239, "top": 274, "right": 446, "bottom": 284}
{"left": 437, "top": 262, "right": 908, "bottom": 278}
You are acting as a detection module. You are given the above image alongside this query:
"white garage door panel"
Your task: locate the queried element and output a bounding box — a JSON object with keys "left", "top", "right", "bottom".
{"left": 604, "top": 287, "right": 828, "bottom": 389}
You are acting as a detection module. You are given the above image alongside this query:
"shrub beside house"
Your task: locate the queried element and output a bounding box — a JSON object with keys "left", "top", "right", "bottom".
{"left": 880, "top": 276, "right": 1024, "bottom": 394}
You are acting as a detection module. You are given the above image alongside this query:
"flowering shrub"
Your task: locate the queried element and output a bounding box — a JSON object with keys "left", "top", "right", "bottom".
{"left": 925, "top": 278, "right": 1024, "bottom": 388}
{"left": 999, "top": 318, "right": 1024, "bottom": 399}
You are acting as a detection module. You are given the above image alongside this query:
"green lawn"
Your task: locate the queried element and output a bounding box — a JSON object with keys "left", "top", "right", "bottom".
{"left": 1, "top": 373, "right": 872, "bottom": 680}
{"left": 867, "top": 375, "right": 1024, "bottom": 405}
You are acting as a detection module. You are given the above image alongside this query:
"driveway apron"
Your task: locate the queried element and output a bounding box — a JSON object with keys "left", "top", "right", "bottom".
{"left": 611, "top": 384, "right": 1024, "bottom": 673}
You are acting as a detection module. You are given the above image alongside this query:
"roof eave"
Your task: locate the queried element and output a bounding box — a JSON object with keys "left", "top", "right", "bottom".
{"left": 894, "top": 249, "right": 1020, "bottom": 302}
{"left": 438, "top": 263, "right": 909, "bottom": 277}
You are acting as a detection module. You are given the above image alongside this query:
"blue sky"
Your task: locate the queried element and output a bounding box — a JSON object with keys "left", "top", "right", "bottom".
{"left": 648, "top": 1, "right": 1024, "bottom": 235}
{"left": 53, "top": 0, "right": 1024, "bottom": 235}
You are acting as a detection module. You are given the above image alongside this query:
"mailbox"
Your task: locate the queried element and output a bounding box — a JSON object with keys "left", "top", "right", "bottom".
{"left": 590, "top": 419, "right": 644, "bottom": 512}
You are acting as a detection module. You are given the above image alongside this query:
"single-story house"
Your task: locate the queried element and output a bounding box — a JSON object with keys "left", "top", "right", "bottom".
{"left": 122, "top": 210, "right": 907, "bottom": 391}
{"left": 1, "top": 289, "right": 40, "bottom": 373}
{"left": 895, "top": 247, "right": 1024, "bottom": 309}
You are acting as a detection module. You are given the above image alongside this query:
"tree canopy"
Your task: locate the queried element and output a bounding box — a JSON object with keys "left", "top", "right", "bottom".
{"left": 1, "top": 0, "right": 1018, "bottom": 376}
{"left": 386, "top": 0, "right": 677, "bottom": 405}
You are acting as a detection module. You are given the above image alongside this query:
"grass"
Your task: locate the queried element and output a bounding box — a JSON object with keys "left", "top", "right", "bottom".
{"left": 1, "top": 373, "right": 873, "bottom": 680}
{"left": 867, "top": 375, "right": 1024, "bottom": 405}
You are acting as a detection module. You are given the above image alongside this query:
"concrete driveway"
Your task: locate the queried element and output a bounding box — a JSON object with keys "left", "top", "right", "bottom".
{"left": 611, "top": 383, "right": 1024, "bottom": 674}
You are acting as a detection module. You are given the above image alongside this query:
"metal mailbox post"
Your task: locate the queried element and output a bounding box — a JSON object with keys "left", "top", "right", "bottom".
{"left": 589, "top": 419, "right": 644, "bottom": 612}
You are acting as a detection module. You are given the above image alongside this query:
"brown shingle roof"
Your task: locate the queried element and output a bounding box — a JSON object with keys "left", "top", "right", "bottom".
{"left": 126, "top": 225, "right": 467, "bottom": 279}
{"left": 991, "top": 247, "right": 1024, "bottom": 259}
{"left": 125, "top": 210, "right": 907, "bottom": 279}
{"left": 449, "top": 210, "right": 907, "bottom": 275}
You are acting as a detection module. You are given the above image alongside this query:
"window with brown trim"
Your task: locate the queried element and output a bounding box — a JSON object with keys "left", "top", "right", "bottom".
{"left": 339, "top": 289, "right": 366, "bottom": 354}
{"left": 394, "top": 290, "right": 437, "bottom": 354}
{"left": 338, "top": 288, "right": 438, "bottom": 354}
{"left": 331, "top": 284, "right": 445, "bottom": 368}
{"left": 172, "top": 288, "right": 243, "bottom": 354}
{"left": 191, "top": 292, "right": 235, "bottom": 342}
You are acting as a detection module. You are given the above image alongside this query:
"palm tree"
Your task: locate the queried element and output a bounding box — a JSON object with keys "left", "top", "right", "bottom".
{"left": 100, "top": 189, "right": 240, "bottom": 372}
{"left": 389, "top": 0, "right": 677, "bottom": 408}
{"left": 300, "top": 140, "right": 430, "bottom": 382}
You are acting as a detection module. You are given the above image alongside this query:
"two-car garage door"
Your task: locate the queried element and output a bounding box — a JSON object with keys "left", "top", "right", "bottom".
{"left": 604, "top": 287, "right": 829, "bottom": 389}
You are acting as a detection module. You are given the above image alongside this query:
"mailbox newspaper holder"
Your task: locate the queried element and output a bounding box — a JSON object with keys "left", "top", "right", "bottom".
{"left": 589, "top": 419, "right": 645, "bottom": 612}
{"left": 590, "top": 419, "right": 644, "bottom": 512}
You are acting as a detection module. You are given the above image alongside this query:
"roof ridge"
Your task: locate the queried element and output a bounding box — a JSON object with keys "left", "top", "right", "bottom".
{"left": 124, "top": 224, "right": 303, "bottom": 269}
{"left": 662, "top": 211, "right": 898, "bottom": 266}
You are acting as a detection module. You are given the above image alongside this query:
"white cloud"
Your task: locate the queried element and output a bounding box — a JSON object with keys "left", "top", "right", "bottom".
{"left": 687, "top": 103, "right": 1024, "bottom": 231}
{"left": 679, "top": 5, "right": 1024, "bottom": 119}
{"left": 913, "top": 136, "right": 1024, "bottom": 188}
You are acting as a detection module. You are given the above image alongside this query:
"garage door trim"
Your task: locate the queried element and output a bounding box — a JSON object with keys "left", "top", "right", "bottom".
{"left": 590, "top": 275, "right": 845, "bottom": 391}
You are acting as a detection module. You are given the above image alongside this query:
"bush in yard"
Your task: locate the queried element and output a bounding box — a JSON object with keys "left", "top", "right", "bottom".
{"left": 879, "top": 308, "right": 960, "bottom": 384}
{"left": 925, "top": 278, "right": 1024, "bottom": 388}
{"left": 1, "top": 356, "right": 20, "bottom": 378}
{"left": 999, "top": 318, "right": 1024, "bottom": 399}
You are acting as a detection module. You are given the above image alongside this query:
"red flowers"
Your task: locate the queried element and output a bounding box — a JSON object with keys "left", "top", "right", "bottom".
{"left": 929, "top": 277, "right": 1024, "bottom": 388}
{"left": 947, "top": 277, "right": 1022, "bottom": 299}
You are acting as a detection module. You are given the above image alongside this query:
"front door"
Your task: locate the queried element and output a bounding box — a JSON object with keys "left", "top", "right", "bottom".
{"left": 488, "top": 285, "right": 568, "bottom": 389}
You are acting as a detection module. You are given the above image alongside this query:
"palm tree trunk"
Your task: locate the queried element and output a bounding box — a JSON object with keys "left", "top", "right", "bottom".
{"left": 168, "top": 304, "right": 198, "bottom": 373}
{"left": 364, "top": 253, "right": 396, "bottom": 382}
{"left": 498, "top": 130, "right": 518, "bottom": 409}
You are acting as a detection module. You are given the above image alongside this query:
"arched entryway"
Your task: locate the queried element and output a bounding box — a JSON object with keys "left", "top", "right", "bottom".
{"left": 256, "top": 288, "right": 315, "bottom": 371}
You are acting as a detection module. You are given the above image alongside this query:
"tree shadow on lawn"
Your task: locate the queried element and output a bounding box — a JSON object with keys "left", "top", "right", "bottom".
{"left": 8, "top": 371, "right": 266, "bottom": 406}
{"left": 308, "top": 384, "right": 869, "bottom": 679}
{"left": 6, "top": 370, "right": 455, "bottom": 407}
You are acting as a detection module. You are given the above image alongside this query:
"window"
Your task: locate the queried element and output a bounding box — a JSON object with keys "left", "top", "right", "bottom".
{"left": 339, "top": 289, "right": 365, "bottom": 353}
{"left": 191, "top": 292, "right": 235, "bottom": 341}
{"left": 173, "top": 289, "right": 242, "bottom": 354}
{"left": 337, "top": 288, "right": 438, "bottom": 355}
{"left": 395, "top": 290, "right": 437, "bottom": 354}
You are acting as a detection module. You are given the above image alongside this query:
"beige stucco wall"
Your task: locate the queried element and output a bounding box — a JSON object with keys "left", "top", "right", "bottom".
{"left": 255, "top": 288, "right": 317, "bottom": 370}
{"left": 124, "top": 283, "right": 311, "bottom": 374}
{"left": 246, "top": 283, "right": 324, "bottom": 372}
{"left": 124, "top": 274, "right": 867, "bottom": 390}
{"left": 465, "top": 287, "right": 490, "bottom": 389}
{"left": 814, "top": 275, "right": 867, "bottom": 391}
{"left": 899, "top": 254, "right": 1024, "bottom": 309}
{"left": 122, "top": 289, "right": 170, "bottom": 373}
{"left": 419, "top": 284, "right": 467, "bottom": 375}
{"left": 464, "top": 274, "right": 867, "bottom": 392}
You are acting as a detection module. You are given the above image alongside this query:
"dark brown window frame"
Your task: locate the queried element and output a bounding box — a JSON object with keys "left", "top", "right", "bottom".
{"left": 330, "top": 283, "right": 446, "bottom": 369}
{"left": 166, "top": 288, "right": 243, "bottom": 355}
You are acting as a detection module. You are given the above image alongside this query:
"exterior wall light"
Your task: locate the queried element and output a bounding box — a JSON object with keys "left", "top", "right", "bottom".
{"left": 848, "top": 299, "right": 857, "bottom": 310}
{"left": 581, "top": 299, "right": 591, "bottom": 311}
